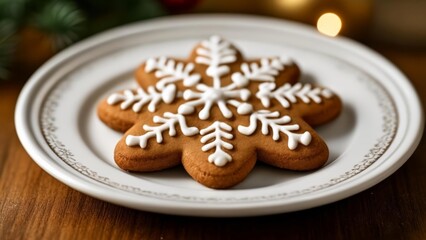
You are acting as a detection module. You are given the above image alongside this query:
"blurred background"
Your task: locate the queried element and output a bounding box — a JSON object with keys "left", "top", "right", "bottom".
{"left": 0, "top": 0, "right": 426, "bottom": 81}
{"left": 1, "top": 2, "right": 426, "bottom": 237}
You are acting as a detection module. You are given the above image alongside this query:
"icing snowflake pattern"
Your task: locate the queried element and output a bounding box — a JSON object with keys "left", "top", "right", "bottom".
{"left": 107, "top": 84, "right": 176, "bottom": 112}
{"left": 144, "top": 57, "right": 201, "bottom": 90}
{"left": 178, "top": 83, "right": 252, "bottom": 120}
{"left": 126, "top": 112, "right": 199, "bottom": 148}
{"left": 238, "top": 110, "right": 312, "bottom": 150}
{"left": 106, "top": 35, "right": 336, "bottom": 167}
{"left": 256, "top": 82, "right": 334, "bottom": 108}
{"left": 200, "top": 121, "right": 234, "bottom": 167}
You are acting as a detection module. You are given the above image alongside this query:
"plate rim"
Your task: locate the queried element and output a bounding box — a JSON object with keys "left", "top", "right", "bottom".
{"left": 15, "top": 14, "right": 424, "bottom": 217}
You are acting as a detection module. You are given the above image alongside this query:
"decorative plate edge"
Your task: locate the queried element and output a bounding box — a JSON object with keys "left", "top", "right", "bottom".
{"left": 39, "top": 62, "right": 398, "bottom": 204}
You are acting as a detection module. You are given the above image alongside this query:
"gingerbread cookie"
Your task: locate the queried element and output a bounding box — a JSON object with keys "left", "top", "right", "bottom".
{"left": 97, "top": 36, "right": 342, "bottom": 189}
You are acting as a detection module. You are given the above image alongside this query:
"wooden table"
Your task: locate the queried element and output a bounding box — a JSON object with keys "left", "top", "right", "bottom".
{"left": 1, "top": 43, "right": 425, "bottom": 239}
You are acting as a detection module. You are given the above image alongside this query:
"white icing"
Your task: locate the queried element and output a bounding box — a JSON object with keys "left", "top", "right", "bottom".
{"left": 231, "top": 57, "right": 291, "bottom": 88}
{"left": 145, "top": 57, "right": 201, "bottom": 90}
{"left": 238, "top": 110, "right": 312, "bottom": 150}
{"left": 161, "top": 84, "right": 177, "bottom": 104}
{"left": 321, "top": 88, "right": 334, "bottom": 98}
{"left": 108, "top": 36, "right": 331, "bottom": 167}
{"left": 228, "top": 100, "right": 253, "bottom": 115}
{"left": 256, "top": 82, "right": 334, "bottom": 108}
{"left": 200, "top": 121, "right": 233, "bottom": 167}
{"left": 107, "top": 84, "right": 177, "bottom": 112}
{"left": 126, "top": 112, "right": 199, "bottom": 148}
{"left": 195, "top": 35, "right": 237, "bottom": 88}
{"left": 177, "top": 83, "right": 252, "bottom": 119}
{"left": 279, "top": 55, "right": 293, "bottom": 65}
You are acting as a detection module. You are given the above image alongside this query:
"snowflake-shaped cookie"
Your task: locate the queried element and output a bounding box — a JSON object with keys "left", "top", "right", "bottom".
{"left": 98, "top": 36, "right": 342, "bottom": 189}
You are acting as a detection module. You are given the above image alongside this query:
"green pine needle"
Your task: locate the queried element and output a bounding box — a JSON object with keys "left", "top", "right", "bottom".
{"left": 33, "top": 0, "right": 85, "bottom": 50}
{"left": 0, "top": 19, "right": 16, "bottom": 80}
{"left": 0, "top": 0, "right": 28, "bottom": 21}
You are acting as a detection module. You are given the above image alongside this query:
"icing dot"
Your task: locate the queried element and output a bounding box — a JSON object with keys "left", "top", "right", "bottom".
{"left": 214, "top": 156, "right": 228, "bottom": 167}
{"left": 237, "top": 103, "right": 253, "bottom": 115}
{"left": 178, "top": 105, "right": 195, "bottom": 115}
{"left": 126, "top": 135, "right": 140, "bottom": 147}
{"left": 153, "top": 116, "right": 162, "bottom": 123}
{"left": 161, "top": 84, "right": 176, "bottom": 104}
{"left": 107, "top": 94, "right": 120, "bottom": 105}
{"left": 199, "top": 107, "right": 210, "bottom": 120}
{"left": 183, "top": 74, "right": 202, "bottom": 87}
{"left": 321, "top": 89, "right": 334, "bottom": 98}
{"left": 279, "top": 55, "right": 293, "bottom": 65}
{"left": 231, "top": 72, "right": 249, "bottom": 87}
{"left": 240, "top": 89, "right": 251, "bottom": 101}
{"left": 144, "top": 58, "right": 156, "bottom": 72}
{"left": 288, "top": 138, "right": 297, "bottom": 150}
{"left": 206, "top": 88, "right": 224, "bottom": 101}
{"left": 210, "top": 35, "right": 221, "bottom": 43}
{"left": 282, "top": 115, "right": 291, "bottom": 122}
{"left": 300, "top": 132, "right": 312, "bottom": 146}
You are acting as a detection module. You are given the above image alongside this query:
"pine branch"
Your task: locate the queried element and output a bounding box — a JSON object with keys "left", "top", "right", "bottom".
{"left": 33, "top": 0, "right": 85, "bottom": 50}
{"left": 0, "top": 0, "right": 28, "bottom": 23}
{"left": 0, "top": 20, "right": 17, "bottom": 80}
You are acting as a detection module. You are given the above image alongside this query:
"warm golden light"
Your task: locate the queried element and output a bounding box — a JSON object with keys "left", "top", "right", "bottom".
{"left": 275, "top": 0, "right": 311, "bottom": 9}
{"left": 317, "top": 13, "right": 342, "bottom": 37}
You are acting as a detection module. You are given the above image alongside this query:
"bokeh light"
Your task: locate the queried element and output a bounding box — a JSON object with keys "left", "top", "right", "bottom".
{"left": 317, "top": 12, "right": 342, "bottom": 37}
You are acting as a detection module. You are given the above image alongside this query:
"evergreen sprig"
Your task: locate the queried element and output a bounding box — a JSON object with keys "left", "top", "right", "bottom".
{"left": 33, "top": 0, "right": 85, "bottom": 50}
{"left": 0, "top": 0, "right": 167, "bottom": 80}
{"left": 0, "top": 20, "right": 16, "bottom": 80}
{"left": 0, "top": 0, "right": 28, "bottom": 22}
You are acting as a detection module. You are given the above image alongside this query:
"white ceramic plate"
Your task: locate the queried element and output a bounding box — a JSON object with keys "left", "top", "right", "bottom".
{"left": 15, "top": 15, "right": 423, "bottom": 217}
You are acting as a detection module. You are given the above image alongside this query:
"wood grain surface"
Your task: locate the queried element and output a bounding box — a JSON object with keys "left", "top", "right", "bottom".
{"left": 1, "top": 44, "right": 425, "bottom": 240}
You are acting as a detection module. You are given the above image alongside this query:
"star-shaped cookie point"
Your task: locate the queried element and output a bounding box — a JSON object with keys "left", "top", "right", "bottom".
{"left": 97, "top": 35, "right": 342, "bottom": 189}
